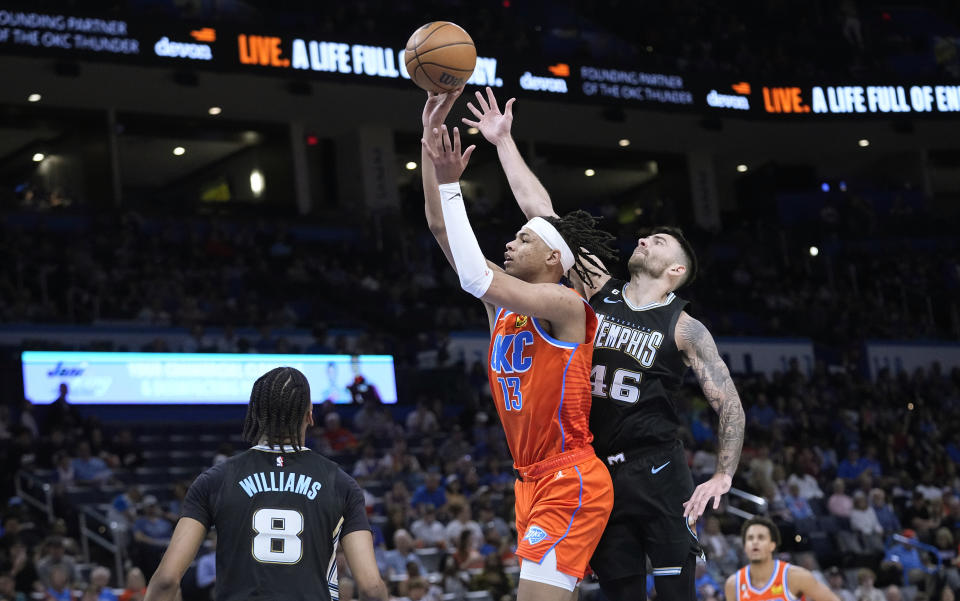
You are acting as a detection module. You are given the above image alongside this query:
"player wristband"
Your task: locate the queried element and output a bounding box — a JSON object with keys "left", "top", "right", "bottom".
{"left": 438, "top": 182, "right": 494, "bottom": 298}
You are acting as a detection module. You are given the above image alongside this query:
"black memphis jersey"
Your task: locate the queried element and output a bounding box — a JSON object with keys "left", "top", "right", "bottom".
{"left": 588, "top": 278, "right": 690, "bottom": 456}
{"left": 181, "top": 445, "right": 369, "bottom": 601}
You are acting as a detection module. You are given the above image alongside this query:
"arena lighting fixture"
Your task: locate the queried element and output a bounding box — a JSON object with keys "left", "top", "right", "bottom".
{"left": 250, "top": 169, "right": 265, "bottom": 196}
{"left": 208, "top": 106, "right": 222, "bottom": 115}
{"left": 467, "top": 127, "right": 479, "bottom": 135}
{"left": 821, "top": 182, "right": 830, "bottom": 192}
{"left": 172, "top": 146, "right": 185, "bottom": 156}
{"left": 27, "top": 93, "right": 41, "bottom": 102}
{"left": 618, "top": 138, "right": 630, "bottom": 147}
{"left": 405, "top": 161, "right": 417, "bottom": 170}
{"left": 809, "top": 246, "right": 819, "bottom": 257}
{"left": 32, "top": 153, "right": 44, "bottom": 162}
{"left": 736, "top": 164, "right": 748, "bottom": 172}
{"left": 584, "top": 169, "right": 596, "bottom": 177}
{"left": 858, "top": 138, "right": 870, "bottom": 147}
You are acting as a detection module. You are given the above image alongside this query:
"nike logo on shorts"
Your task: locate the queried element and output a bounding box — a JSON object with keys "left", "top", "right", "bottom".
{"left": 603, "top": 297, "right": 622, "bottom": 304}
{"left": 651, "top": 461, "right": 671, "bottom": 474}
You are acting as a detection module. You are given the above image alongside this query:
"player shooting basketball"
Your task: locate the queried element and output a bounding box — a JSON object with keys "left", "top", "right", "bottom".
{"left": 462, "top": 86, "right": 746, "bottom": 601}
{"left": 420, "top": 89, "right": 618, "bottom": 601}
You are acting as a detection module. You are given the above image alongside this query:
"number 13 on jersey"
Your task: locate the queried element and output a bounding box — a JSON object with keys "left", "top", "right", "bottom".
{"left": 497, "top": 377, "right": 523, "bottom": 411}
{"left": 590, "top": 365, "right": 643, "bottom": 404}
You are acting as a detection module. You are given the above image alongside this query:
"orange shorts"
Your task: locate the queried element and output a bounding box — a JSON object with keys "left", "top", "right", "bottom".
{"left": 514, "top": 452, "right": 614, "bottom": 579}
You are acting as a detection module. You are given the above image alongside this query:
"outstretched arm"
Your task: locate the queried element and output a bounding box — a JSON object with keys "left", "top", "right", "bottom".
{"left": 675, "top": 312, "right": 745, "bottom": 521}
{"left": 463, "top": 87, "right": 611, "bottom": 298}
{"left": 422, "top": 88, "right": 464, "bottom": 270}
{"left": 423, "top": 125, "right": 586, "bottom": 340}
{"left": 462, "top": 87, "right": 556, "bottom": 220}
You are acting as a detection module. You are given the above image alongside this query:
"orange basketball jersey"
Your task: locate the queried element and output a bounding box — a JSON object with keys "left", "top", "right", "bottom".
{"left": 487, "top": 299, "right": 598, "bottom": 469}
{"left": 735, "top": 560, "right": 801, "bottom": 601}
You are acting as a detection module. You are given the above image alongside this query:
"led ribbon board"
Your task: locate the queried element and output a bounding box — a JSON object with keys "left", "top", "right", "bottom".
{"left": 22, "top": 351, "right": 398, "bottom": 404}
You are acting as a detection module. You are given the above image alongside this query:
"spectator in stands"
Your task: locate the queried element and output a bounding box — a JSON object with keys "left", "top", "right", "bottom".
{"left": 107, "top": 430, "right": 143, "bottom": 470}
{"left": 405, "top": 401, "right": 438, "bottom": 436}
{"left": 0, "top": 573, "right": 25, "bottom": 601}
{"left": 36, "top": 538, "right": 76, "bottom": 589}
{"left": 838, "top": 445, "right": 870, "bottom": 480}
{"left": 855, "top": 568, "right": 885, "bottom": 601}
{"left": 444, "top": 504, "right": 481, "bottom": 550}
{"left": 410, "top": 505, "right": 446, "bottom": 549}
{"left": 89, "top": 567, "right": 116, "bottom": 601}
{"left": 470, "top": 553, "right": 511, "bottom": 601}
{"left": 450, "top": 531, "right": 483, "bottom": 571}
{"left": 54, "top": 453, "right": 74, "bottom": 489}
{"left": 476, "top": 505, "right": 510, "bottom": 541}
{"left": 701, "top": 515, "right": 740, "bottom": 575}
{"left": 884, "top": 584, "right": 903, "bottom": 601}
{"left": 118, "top": 568, "right": 145, "bottom": 601}
{"left": 871, "top": 488, "right": 902, "bottom": 535}
{"left": 71, "top": 442, "right": 112, "bottom": 484}
{"left": 352, "top": 444, "right": 380, "bottom": 480}
{"left": 829, "top": 478, "right": 854, "bottom": 518}
{"left": 850, "top": 491, "right": 885, "bottom": 554}
{"left": 44, "top": 565, "right": 72, "bottom": 601}
{"left": 410, "top": 473, "right": 446, "bottom": 510}
{"left": 747, "top": 394, "right": 776, "bottom": 429}
{"left": 784, "top": 482, "right": 818, "bottom": 533}
{"left": 131, "top": 496, "right": 172, "bottom": 577}
{"left": 443, "top": 476, "right": 467, "bottom": 512}
{"left": 882, "top": 530, "right": 928, "bottom": 587}
{"left": 825, "top": 566, "right": 855, "bottom": 601}
{"left": 378, "top": 440, "right": 421, "bottom": 479}
{"left": 437, "top": 426, "right": 470, "bottom": 461}
{"left": 379, "top": 530, "right": 424, "bottom": 579}
{"left": 440, "top": 555, "right": 469, "bottom": 600}
{"left": 323, "top": 413, "right": 358, "bottom": 452}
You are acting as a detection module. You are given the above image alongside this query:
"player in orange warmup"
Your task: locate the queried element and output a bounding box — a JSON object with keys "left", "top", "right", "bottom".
{"left": 726, "top": 517, "right": 839, "bottom": 601}
{"left": 420, "top": 88, "right": 618, "bottom": 601}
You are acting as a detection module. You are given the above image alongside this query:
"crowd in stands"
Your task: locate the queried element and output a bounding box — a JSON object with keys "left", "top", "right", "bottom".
{"left": 2, "top": 336, "right": 960, "bottom": 600}
{"left": 1, "top": 183, "right": 957, "bottom": 357}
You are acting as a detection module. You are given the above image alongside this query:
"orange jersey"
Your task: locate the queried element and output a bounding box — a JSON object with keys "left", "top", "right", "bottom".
{"left": 735, "top": 560, "right": 801, "bottom": 601}
{"left": 487, "top": 300, "right": 598, "bottom": 468}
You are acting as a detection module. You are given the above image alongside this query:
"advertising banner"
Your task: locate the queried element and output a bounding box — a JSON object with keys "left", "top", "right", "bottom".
{"left": 22, "top": 351, "right": 398, "bottom": 404}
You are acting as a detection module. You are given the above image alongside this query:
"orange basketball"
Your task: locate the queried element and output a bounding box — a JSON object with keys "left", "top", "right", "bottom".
{"left": 404, "top": 21, "right": 477, "bottom": 93}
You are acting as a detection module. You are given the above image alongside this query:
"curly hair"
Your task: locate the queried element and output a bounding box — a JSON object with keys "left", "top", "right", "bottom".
{"left": 542, "top": 210, "right": 619, "bottom": 288}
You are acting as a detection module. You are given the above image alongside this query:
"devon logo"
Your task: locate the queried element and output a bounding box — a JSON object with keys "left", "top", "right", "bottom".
{"left": 523, "top": 525, "right": 550, "bottom": 545}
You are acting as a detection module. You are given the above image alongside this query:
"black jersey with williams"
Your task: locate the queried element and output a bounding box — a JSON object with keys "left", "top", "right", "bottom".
{"left": 182, "top": 445, "right": 368, "bottom": 601}
{"left": 588, "top": 278, "right": 689, "bottom": 456}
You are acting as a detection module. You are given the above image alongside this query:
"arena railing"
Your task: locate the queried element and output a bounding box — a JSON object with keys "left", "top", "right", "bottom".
{"left": 726, "top": 487, "right": 769, "bottom": 520}
{"left": 79, "top": 506, "right": 127, "bottom": 587}
{"left": 14, "top": 471, "right": 55, "bottom": 523}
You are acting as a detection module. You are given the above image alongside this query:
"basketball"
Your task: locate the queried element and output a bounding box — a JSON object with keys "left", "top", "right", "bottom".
{"left": 404, "top": 21, "right": 477, "bottom": 93}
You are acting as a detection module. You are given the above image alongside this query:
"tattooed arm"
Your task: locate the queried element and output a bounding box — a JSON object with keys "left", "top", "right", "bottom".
{"left": 675, "top": 311, "right": 745, "bottom": 521}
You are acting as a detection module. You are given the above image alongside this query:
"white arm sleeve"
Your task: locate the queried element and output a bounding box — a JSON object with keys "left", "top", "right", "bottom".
{"left": 438, "top": 182, "right": 494, "bottom": 298}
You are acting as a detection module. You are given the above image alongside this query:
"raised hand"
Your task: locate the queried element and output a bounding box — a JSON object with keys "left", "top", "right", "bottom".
{"left": 422, "top": 87, "right": 465, "bottom": 132}
{"left": 422, "top": 125, "right": 476, "bottom": 185}
{"left": 462, "top": 86, "right": 516, "bottom": 146}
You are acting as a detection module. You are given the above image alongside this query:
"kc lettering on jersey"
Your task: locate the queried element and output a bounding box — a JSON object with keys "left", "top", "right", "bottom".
{"left": 487, "top": 302, "right": 598, "bottom": 468}
{"left": 490, "top": 330, "right": 535, "bottom": 373}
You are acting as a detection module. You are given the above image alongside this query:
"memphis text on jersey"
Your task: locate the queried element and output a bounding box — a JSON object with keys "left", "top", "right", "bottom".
{"left": 593, "top": 313, "right": 664, "bottom": 367}
{"left": 238, "top": 471, "right": 322, "bottom": 500}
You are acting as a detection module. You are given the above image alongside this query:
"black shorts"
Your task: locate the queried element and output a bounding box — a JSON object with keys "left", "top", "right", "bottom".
{"left": 590, "top": 441, "right": 701, "bottom": 581}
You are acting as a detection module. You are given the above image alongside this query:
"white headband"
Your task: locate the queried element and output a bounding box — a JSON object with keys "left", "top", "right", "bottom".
{"left": 525, "top": 217, "right": 575, "bottom": 272}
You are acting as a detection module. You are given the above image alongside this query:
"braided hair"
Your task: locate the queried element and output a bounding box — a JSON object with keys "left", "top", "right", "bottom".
{"left": 242, "top": 367, "right": 312, "bottom": 451}
{"left": 542, "top": 210, "right": 618, "bottom": 289}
